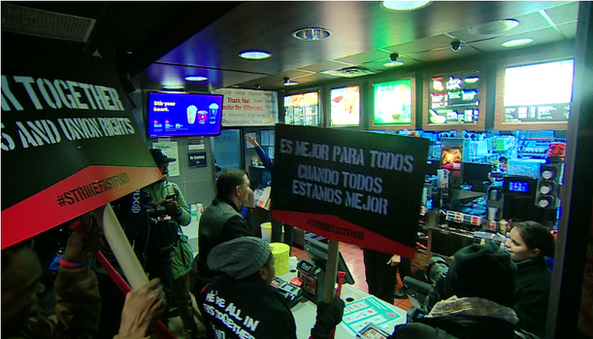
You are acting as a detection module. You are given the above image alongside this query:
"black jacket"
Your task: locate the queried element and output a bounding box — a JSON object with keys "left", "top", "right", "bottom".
{"left": 513, "top": 257, "right": 552, "bottom": 336}
{"left": 194, "top": 196, "right": 252, "bottom": 277}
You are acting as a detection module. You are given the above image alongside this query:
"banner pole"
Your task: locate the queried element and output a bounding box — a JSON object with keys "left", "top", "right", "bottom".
{"left": 93, "top": 204, "right": 149, "bottom": 290}
{"left": 324, "top": 239, "right": 340, "bottom": 303}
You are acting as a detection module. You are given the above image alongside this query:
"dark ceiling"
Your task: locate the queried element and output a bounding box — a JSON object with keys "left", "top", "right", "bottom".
{"left": 1, "top": 1, "right": 579, "bottom": 92}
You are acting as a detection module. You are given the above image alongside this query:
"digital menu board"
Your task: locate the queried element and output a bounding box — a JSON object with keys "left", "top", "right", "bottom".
{"left": 330, "top": 85, "right": 360, "bottom": 127}
{"left": 147, "top": 92, "right": 223, "bottom": 138}
{"left": 429, "top": 71, "right": 480, "bottom": 125}
{"left": 373, "top": 79, "right": 412, "bottom": 125}
{"left": 284, "top": 92, "right": 319, "bottom": 126}
{"left": 503, "top": 59, "right": 574, "bottom": 124}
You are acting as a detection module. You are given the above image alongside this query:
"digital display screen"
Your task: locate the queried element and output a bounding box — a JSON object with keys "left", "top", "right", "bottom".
{"left": 284, "top": 92, "right": 319, "bottom": 126}
{"left": 147, "top": 92, "right": 223, "bottom": 138}
{"left": 503, "top": 59, "right": 574, "bottom": 123}
{"left": 330, "top": 86, "right": 360, "bottom": 126}
{"left": 429, "top": 71, "right": 480, "bottom": 125}
{"left": 373, "top": 79, "right": 412, "bottom": 125}
{"left": 509, "top": 181, "right": 529, "bottom": 193}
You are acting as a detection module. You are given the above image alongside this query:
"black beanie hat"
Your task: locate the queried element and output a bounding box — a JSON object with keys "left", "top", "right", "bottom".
{"left": 445, "top": 242, "right": 517, "bottom": 307}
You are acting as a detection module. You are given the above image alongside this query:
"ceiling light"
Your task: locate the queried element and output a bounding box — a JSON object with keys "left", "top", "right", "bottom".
{"left": 292, "top": 27, "right": 331, "bottom": 41}
{"left": 384, "top": 60, "right": 404, "bottom": 67}
{"left": 283, "top": 77, "right": 298, "bottom": 86}
{"left": 467, "top": 19, "right": 519, "bottom": 35}
{"left": 184, "top": 75, "right": 208, "bottom": 82}
{"left": 381, "top": 1, "right": 431, "bottom": 11}
{"left": 501, "top": 38, "right": 534, "bottom": 48}
{"left": 239, "top": 50, "right": 271, "bottom": 60}
{"left": 162, "top": 85, "right": 184, "bottom": 90}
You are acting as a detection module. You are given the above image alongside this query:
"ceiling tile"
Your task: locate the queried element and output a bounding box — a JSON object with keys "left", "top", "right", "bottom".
{"left": 558, "top": 21, "right": 578, "bottom": 39}
{"left": 382, "top": 35, "right": 454, "bottom": 55}
{"left": 544, "top": 1, "right": 580, "bottom": 25}
{"left": 361, "top": 56, "right": 423, "bottom": 71}
{"left": 408, "top": 45, "right": 483, "bottom": 63}
{"left": 334, "top": 49, "right": 392, "bottom": 65}
{"left": 297, "top": 60, "right": 355, "bottom": 73}
{"left": 470, "top": 27, "right": 568, "bottom": 53}
{"left": 449, "top": 12, "right": 550, "bottom": 44}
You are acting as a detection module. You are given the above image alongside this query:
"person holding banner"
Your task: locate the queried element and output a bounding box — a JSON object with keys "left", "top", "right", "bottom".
{"left": 2, "top": 216, "right": 167, "bottom": 339}
{"left": 200, "top": 237, "right": 345, "bottom": 339}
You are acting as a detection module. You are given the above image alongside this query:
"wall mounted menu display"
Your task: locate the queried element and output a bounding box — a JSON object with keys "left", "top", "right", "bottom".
{"left": 371, "top": 77, "right": 415, "bottom": 130}
{"left": 330, "top": 85, "right": 360, "bottom": 127}
{"left": 423, "top": 66, "right": 486, "bottom": 131}
{"left": 495, "top": 55, "right": 574, "bottom": 131}
{"left": 284, "top": 92, "right": 320, "bottom": 126}
{"left": 503, "top": 59, "right": 574, "bottom": 123}
{"left": 147, "top": 92, "right": 223, "bottom": 138}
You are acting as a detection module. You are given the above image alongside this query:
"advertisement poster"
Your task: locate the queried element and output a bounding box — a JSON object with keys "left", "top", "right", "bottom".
{"left": 147, "top": 92, "right": 223, "bottom": 137}
{"left": 1, "top": 47, "right": 162, "bottom": 249}
{"left": 212, "top": 88, "right": 278, "bottom": 126}
{"left": 429, "top": 71, "right": 480, "bottom": 125}
{"left": 330, "top": 86, "right": 360, "bottom": 126}
{"left": 373, "top": 79, "right": 412, "bottom": 125}
{"left": 152, "top": 141, "right": 180, "bottom": 177}
{"left": 272, "top": 125, "right": 429, "bottom": 258}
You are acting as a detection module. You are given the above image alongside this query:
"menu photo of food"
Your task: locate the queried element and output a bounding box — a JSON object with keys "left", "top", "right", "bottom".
{"left": 330, "top": 86, "right": 360, "bottom": 126}
{"left": 373, "top": 79, "right": 412, "bottom": 125}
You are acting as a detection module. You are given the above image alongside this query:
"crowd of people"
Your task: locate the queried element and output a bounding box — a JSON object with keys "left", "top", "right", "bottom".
{"left": 2, "top": 143, "right": 557, "bottom": 339}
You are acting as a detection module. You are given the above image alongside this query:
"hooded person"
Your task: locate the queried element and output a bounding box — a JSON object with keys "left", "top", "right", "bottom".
{"left": 387, "top": 242, "right": 537, "bottom": 339}
{"left": 199, "top": 237, "right": 344, "bottom": 339}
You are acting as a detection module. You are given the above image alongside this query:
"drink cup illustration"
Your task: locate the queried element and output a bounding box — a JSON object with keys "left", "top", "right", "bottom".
{"left": 209, "top": 103, "right": 219, "bottom": 124}
{"left": 187, "top": 105, "right": 197, "bottom": 124}
{"left": 198, "top": 110, "right": 208, "bottom": 124}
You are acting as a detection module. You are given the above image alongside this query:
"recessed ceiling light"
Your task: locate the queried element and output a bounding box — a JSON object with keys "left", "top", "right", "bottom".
{"left": 467, "top": 19, "right": 519, "bottom": 35}
{"left": 292, "top": 27, "right": 331, "bottom": 41}
{"left": 162, "top": 85, "right": 184, "bottom": 90}
{"left": 381, "top": 1, "right": 431, "bottom": 11}
{"left": 501, "top": 38, "right": 534, "bottom": 48}
{"left": 184, "top": 76, "right": 208, "bottom": 82}
{"left": 383, "top": 60, "right": 404, "bottom": 67}
{"left": 239, "top": 50, "right": 271, "bottom": 60}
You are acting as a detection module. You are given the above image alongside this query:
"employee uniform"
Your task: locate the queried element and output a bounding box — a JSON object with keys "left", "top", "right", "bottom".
{"left": 513, "top": 256, "right": 552, "bottom": 336}
{"left": 363, "top": 248, "right": 398, "bottom": 304}
{"left": 200, "top": 275, "right": 297, "bottom": 339}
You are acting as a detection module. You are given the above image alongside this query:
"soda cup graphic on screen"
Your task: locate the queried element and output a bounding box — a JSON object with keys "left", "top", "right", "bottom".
{"left": 187, "top": 105, "right": 197, "bottom": 124}
{"left": 209, "top": 103, "right": 219, "bottom": 124}
{"left": 198, "top": 110, "right": 208, "bottom": 124}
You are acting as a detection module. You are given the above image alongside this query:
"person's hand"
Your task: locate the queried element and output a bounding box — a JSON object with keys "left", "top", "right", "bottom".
{"left": 62, "top": 216, "right": 103, "bottom": 263}
{"left": 118, "top": 278, "right": 167, "bottom": 338}
{"left": 387, "top": 254, "right": 401, "bottom": 266}
{"left": 311, "top": 297, "right": 345, "bottom": 339}
{"left": 245, "top": 134, "right": 260, "bottom": 147}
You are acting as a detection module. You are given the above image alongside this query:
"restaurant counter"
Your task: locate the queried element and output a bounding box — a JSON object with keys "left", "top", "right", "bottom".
{"left": 279, "top": 257, "right": 407, "bottom": 338}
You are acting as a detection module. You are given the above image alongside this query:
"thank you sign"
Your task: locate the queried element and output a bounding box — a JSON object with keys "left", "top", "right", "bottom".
{"left": 272, "top": 125, "right": 429, "bottom": 258}
{"left": 1, "top": 47, "right": 162, "bottom": 249}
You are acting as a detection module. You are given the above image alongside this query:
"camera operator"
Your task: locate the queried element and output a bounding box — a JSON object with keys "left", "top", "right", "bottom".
{"left": 144, "top": 149, "right": 197, "bottom": 339}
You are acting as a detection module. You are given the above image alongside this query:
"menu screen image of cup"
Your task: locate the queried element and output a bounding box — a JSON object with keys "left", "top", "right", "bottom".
{"left": 147, "top": 92, "right": 224, "bottom": 137}
{"left": 429, "top": 71, "right": 480, "bottom": 125}
{"left": 330, "top": 85, "right": 360, "bottom": 126}
{"left": 503, "top": 59, "right": 574, "bottom": 123}
{"left": 373, "top": 79, "right": 412, "bottom": 125}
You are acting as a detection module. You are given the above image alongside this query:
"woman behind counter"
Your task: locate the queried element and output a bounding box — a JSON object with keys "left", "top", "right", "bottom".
{"left": 505, "top": 221, "right": 555, "bottom": 337}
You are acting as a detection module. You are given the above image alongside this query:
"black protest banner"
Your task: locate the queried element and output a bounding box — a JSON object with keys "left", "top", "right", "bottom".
{"left": 272, "top": 125, "right": 429, "bottom": 258}
{"left": 1, "top": 46, "right": 162, "bottom": 249}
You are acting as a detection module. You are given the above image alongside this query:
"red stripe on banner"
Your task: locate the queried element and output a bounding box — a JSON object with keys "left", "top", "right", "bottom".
{"left": 272, "top": 210, "right": 416, "bottom": 259}
{"left": 1, "top": 165, "right": 162, "bottom": 249}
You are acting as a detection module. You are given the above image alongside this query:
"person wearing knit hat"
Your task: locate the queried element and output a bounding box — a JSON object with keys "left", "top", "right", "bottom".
{"left": 199, "top": 237, "right": 345, "bottom": 339}
{"left": 386, "top": 242, "right": 539, "bottom": 339}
